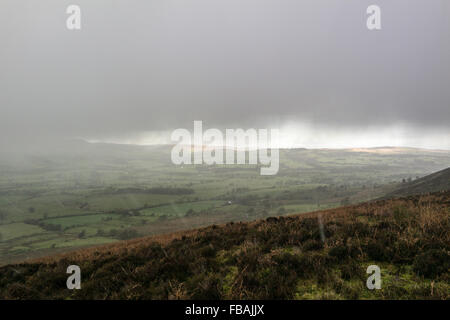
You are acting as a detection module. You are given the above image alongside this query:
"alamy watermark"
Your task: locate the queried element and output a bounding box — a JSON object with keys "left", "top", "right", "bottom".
{"left": 66, "top": 265, "right": 81, "bottom": 289}
{"left": 366, "top": 265, "right": 382, "bottom": 290}
{"left": 66, "top": 5, "right": 81, "bottom": 30}
{"left": 65, "top": 4, "right": 381, "bottom": 32}
{"left": 171, "top": 121, "right": 279, "bottom": 175}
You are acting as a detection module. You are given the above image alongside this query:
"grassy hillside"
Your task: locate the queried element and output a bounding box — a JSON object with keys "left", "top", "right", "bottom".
{"left": 1, "top": 143, "right": 449, "bottom": 265}
{"left": 385, "top": 167, "right": 450, "bottom": 198}
{"left": 0, "top": 191, "right": 448, "bottom": 300}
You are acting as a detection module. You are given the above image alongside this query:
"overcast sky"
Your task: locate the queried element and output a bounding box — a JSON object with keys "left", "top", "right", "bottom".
{"left": 1, "top": 0, "right": 449, "bottom": 149}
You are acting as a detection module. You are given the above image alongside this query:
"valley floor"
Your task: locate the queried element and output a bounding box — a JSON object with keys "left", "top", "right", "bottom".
{"left": 0, "top": 191, "right": 448, "bottom": 300}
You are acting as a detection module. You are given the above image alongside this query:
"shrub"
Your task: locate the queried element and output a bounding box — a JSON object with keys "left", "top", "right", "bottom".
{"left": 413, "top": 249, "right": 450, "bottom": 278}
{"left": 329, "top": 245, "right": 348, "bottom": 260}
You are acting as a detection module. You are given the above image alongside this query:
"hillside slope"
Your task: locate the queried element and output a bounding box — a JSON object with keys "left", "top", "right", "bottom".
{"left": 0, "top": 192, "right": 449, "bottom": 300}
{"left": 386, "top": 167, "right": 450, "bottom": 198}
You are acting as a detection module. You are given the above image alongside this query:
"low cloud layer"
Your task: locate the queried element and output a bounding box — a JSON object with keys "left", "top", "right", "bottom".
{"left": 1, "top": 0, "right": 449, "bottom": 148}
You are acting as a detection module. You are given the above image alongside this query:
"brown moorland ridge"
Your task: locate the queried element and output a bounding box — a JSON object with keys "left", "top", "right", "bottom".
{"left": 0, "top": 191, "right": 449, "bottom": 300}
{"left": 384, "top": 167, "right": 450, "bottom": 198}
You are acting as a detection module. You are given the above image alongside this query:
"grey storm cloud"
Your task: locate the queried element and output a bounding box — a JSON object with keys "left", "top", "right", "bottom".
{"left": 0, "top": 0, "right": 449, "bottom": 146}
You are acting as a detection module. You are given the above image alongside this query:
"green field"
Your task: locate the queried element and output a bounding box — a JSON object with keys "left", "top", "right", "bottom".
{"left": 0, "top": 223, "right": 46, "bottom": 241}
{"left": 139, "top": 200, "right": 224, "bottom": 217}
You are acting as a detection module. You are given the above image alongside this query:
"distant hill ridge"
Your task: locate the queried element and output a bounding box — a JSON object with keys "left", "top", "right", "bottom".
{"left": 385, "top": 167, "right": 450, "bottom": 198}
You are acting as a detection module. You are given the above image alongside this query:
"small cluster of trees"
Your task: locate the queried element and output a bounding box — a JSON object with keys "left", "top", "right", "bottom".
{"left": 0, "top": 210, "right": 7, "bottom": 222}
{"left": 112, "top": 187, "right": 195, "bottom": 195}
{"left": 24, "top": 219, "right": 63, "bottom": 232}
{"left": 96, "top": 228, "right": 138, "bottom": 240}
